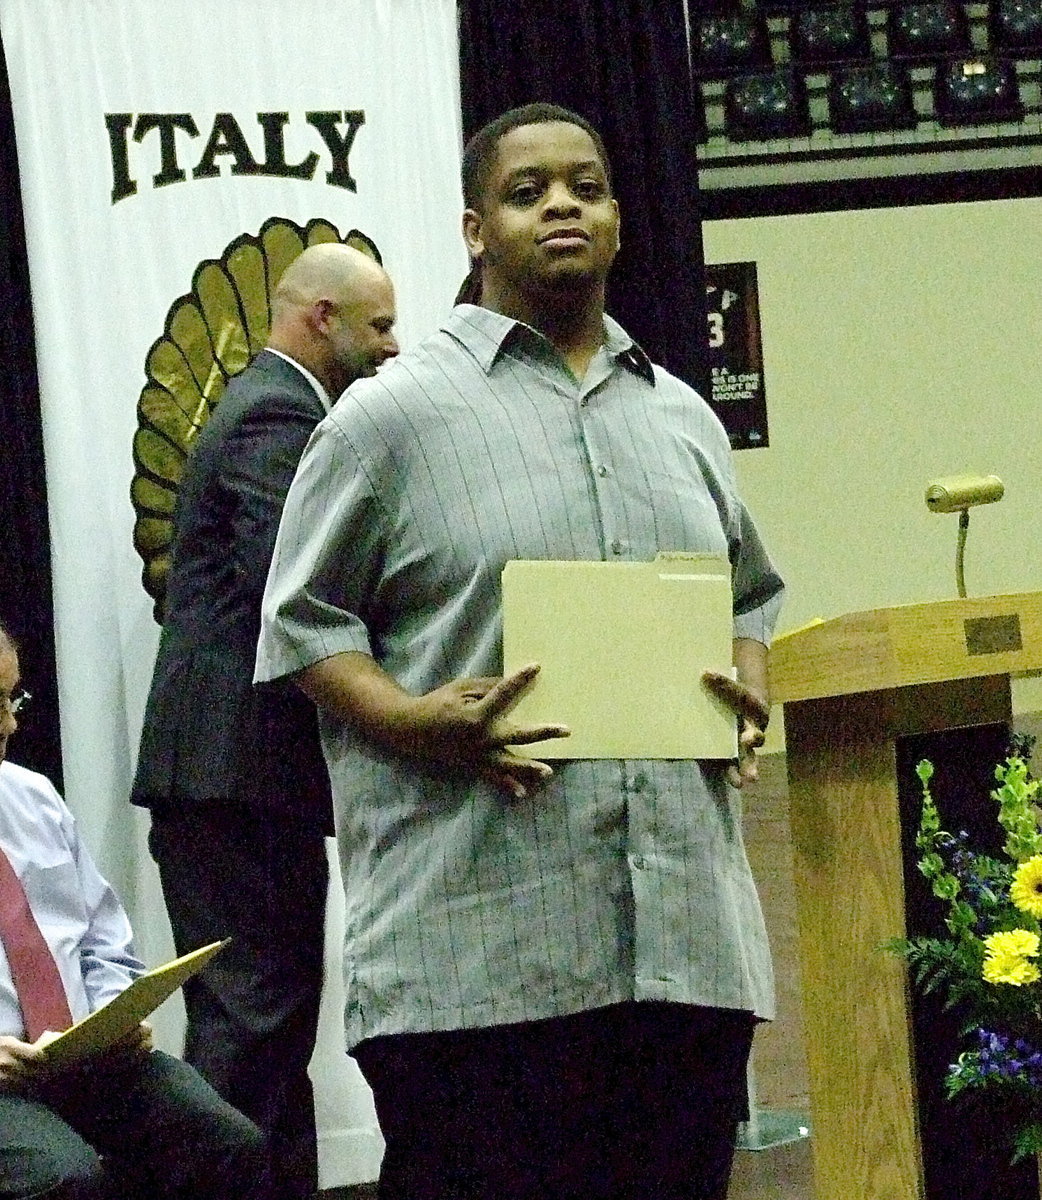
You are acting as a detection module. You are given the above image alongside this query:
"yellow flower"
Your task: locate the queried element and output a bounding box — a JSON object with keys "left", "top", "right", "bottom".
{"left": 1010, "top": 855, "right": 1042, "bottom": 918}
{"left": 984, "top": 929, "right": 1040, "bottom": 958}
{"left": 983, "top": 954, "right": 1041, "bottom": 986}
{"left": 982, "top": 929, "right": 1041, "bottom": 986}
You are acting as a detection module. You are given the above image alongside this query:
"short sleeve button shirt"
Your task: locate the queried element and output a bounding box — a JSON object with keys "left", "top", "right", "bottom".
{"left": 258, "top": 304, "right": 784, "bottom": 1047}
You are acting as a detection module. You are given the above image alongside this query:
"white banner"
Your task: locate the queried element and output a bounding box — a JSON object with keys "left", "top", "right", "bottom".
{"left": 1, "top": 0, "right": 465, "bottom": 1184}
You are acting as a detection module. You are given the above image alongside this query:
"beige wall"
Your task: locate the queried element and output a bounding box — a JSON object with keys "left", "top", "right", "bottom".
{"left": 705, "top": 197, "right": 1042, "bottom": 1122}
{"left": 704, "top": 195, "right": 1042, "bottom": 725}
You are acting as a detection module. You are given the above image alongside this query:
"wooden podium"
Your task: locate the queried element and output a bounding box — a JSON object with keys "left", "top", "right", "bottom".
{"left": 769, "top": 592, "right": 1042, "bottom": 1200}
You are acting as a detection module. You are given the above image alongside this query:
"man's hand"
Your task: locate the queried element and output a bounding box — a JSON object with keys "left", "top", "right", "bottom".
{"left": 0, "top": 1034, "right": 49, "bottom": 1092}
{"left": 0, "top": 1020, "right": 155, "bottom": 1093}
{"left": 702, "top": 669, "right": 769, "bottom": 789}
{"left": 300, "top": 655, "right": 569, "bottom": 800}
{"left": 101, "top": 1020, "right": 153, "bottom": 1069}
{"left": 397, "top": 664, "right": 570, "bottom": 798}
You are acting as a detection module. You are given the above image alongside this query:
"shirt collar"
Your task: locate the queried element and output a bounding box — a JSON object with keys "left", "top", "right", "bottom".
{"left": 264, "top": 348, "right": 332, "bottom": 413}
{"left": 445, "top": 304, "right": 655, "bottom": 385}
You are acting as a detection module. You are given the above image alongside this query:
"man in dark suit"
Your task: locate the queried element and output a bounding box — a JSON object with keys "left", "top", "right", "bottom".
{"left": 132, "top": 243, "right": 398, "bottom": 1200}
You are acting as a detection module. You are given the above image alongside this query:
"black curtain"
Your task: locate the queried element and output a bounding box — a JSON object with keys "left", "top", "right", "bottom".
{"left": 457, "top": 0, "right": 710, "bottom": 397}
{"left": 0, "top": 29, "right": 63, "bottom": 787}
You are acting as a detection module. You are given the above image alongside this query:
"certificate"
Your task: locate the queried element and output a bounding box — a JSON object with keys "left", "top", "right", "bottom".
{"left": 41, "top": 939, "right": 229, "bottom": 1068}
{"left": 501, "top": 554, "right": 737, "bottom": 759}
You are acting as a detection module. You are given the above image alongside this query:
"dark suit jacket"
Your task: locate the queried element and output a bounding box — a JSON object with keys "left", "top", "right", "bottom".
{"left": 132, "top": 351, "right": 333, "bottom": 832}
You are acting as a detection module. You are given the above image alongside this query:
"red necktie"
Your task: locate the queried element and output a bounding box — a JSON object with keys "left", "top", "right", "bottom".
{"left": 0, "top": 843, "right": 74, "bottom": 1040}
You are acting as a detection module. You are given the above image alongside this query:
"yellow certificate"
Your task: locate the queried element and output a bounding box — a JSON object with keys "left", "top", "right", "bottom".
{"left": 501, "top": 554, "right": 737, "bottom": 759}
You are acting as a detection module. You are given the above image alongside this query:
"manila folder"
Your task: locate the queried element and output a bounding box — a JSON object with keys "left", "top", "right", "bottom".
{"left": 41, "top": 939, "right": 229, "bottom": 1068}
{"left": 501, "top": 554, "right": 737, "bottom": 759}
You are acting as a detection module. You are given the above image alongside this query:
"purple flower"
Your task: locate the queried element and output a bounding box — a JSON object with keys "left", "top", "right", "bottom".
{"left": 970, "top": 1029, "right": 1042, "bottom": 1085}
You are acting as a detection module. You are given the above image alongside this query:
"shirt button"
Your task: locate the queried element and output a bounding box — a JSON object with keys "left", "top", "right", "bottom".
{"left": 610, "top": 538, "right": 624, "bottom": 555}
{"left": 631, "top": 855, "right": 647, "bottom": 871}
{"left": 596, "top": 465, "right": 609, "bottom": 477}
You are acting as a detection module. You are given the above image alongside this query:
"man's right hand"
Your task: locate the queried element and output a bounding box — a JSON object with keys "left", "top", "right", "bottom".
{"left": 0, "top": 1019, "right": 156, "bottom": 1093}
{"left": 299, "top": 655, "right": 570, "bottom": 799}
{"left": 0, "top": 1034, "right": 52, "bottom": 1091}
{"left": 397, "top": 663, "right": 571, "bottom": 799}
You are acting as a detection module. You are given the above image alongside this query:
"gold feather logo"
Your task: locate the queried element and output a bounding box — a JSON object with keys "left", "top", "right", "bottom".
{"left": 130, "top": 216, "right": 381, "bottom": 619}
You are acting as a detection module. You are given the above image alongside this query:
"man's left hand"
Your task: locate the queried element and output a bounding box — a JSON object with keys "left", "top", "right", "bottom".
{"left": 702, "top": 670, "right": 768, "bottom": 788}
{"left": 74, "top": 1020, "right": 154, "bottom": 1074}
{"left": 102, "top": 1020, "right": 153, "bottom": 1068}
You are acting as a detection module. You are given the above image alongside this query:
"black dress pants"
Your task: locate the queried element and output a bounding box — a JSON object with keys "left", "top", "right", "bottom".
{"left": 0, "top": 1050, "right": 263, "bottom": 1199}
{"left": 149, "top": 800, "right": 328, "bottom": 1200}
{"left": 353, "top": 1000, "right": 756, "bottom": 1200}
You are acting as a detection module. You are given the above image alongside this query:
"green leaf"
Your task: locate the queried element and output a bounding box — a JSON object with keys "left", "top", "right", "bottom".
{"left": 882, "top": 937, "right": 911, "bottom": 956}
{"left": 933, "top": 875, "right": 961, "bottom": 900}
{"left": 1012, "top": 1123, "right": 1042, "bottom": 1162}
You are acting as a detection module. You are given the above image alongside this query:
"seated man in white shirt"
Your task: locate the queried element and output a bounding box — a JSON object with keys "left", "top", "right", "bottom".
{"left": 0, "top": 617, "right": 264, "bottom": 1200}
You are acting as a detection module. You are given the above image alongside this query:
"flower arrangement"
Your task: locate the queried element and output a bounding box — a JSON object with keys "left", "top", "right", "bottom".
{"left": 890, "top": 743, "right": 1042, "bottom": 1161}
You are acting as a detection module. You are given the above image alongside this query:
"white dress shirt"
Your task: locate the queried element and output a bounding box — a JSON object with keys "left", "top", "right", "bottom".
{"left": 0, "top": 760, "right": 143, "bottom": 1038}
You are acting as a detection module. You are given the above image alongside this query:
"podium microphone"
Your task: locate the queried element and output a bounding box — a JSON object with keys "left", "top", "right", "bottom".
{"left": 925, "top": 474, "right": 1004, "bottom": 597}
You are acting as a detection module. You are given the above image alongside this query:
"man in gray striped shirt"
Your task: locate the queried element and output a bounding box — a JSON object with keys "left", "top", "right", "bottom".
{"left": 257, "top": 103, "right": 784, "bottom": 1200}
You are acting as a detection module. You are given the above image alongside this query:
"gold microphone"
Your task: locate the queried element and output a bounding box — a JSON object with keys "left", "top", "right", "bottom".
{"left": 924, "top": 474, "right": 1004, "bottom": 513}
{"left": 924, "top": 474, "right": 1004, "bottom": 596}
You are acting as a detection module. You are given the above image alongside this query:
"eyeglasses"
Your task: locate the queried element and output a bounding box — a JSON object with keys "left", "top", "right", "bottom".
{"left": 2, "top": 688, "right": 30, "bottom": 717}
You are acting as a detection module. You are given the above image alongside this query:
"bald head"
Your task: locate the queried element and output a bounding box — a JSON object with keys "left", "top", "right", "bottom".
{"left": 272, "top": 243, "right": 383, "bottom": 316}
{"left": 268, "top": 243, "right": 398, "bottom": 398}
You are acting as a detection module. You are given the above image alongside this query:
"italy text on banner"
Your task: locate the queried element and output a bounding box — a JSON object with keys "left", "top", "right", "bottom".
{"left": 0, "top": 5, "right": 463, "bottom": 1182}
